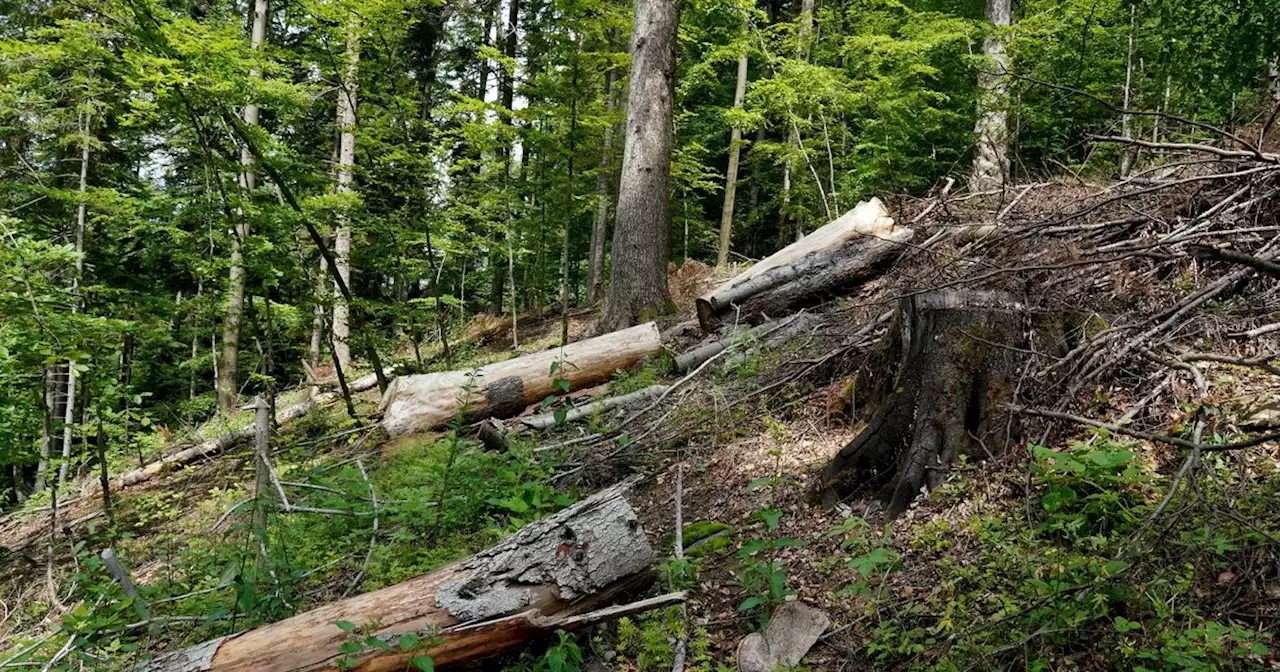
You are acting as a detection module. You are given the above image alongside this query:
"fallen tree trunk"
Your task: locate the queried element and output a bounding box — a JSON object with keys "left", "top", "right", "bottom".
{"left": 809, "top": 290, "right": 1035, "bottom": 518}
{"left": 696, "top": 199, "right": 910, "bottom": 331}
{"left": 674, "top": 313, "right": 815, "bottom": 373}
{"left": 140, "top": 480, "right": 661, "bottom": 672}
{"left": 381, "top": 322, "right": 664, "bottom": 437}
{"left": 512, "top": 384, "right": 669, "bottom": 431}
{"left": 115, "top": 397, "right": 324, "bottom": 489}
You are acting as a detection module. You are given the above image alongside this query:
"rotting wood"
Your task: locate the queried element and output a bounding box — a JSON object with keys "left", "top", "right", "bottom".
{"left": 139, "top": 479, "right": 659, "bottom": 672}
{"left": 381, "top": 322, "right": 663, "bottom": 437}
{"left": 511, "top": 385, "right": 668, "bottom": 431}
{"left": 696, "top": 199, "right": 909, "bottom": 331}
{"left": 810, "top": 290, "right": 1041, "bottom": 517}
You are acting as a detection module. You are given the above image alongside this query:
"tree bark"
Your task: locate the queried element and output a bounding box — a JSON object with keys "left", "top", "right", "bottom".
{"left": 1118, "top": 3, "right": 1136, "bottom": 178}
{"left": 587, "top": 66, "right": 618, "bottom": 305}
{"left": 219, "top": 0, "right": 269, "bottom": 413}
{"left": 597, "top": 0, "right": 677, "bottom": 333}
{"left": 140, "top": 480, "right": 660, "bottom": 672}
{"left": 697, "top": 199, "right": 906, "bottom": 331}
{"left": 332, "top": 16, "right": 360, "bottom": 372}
{"left": 308, "top": 248, "right": 329, "bottom": 399}
{"left": 58, "top": 110, "right": 91, "bottom": 487}
{"left": 810, "top": 290, "right": 1030, "bottom": 518}
{"left": 969, "top": 0, "right": 1012, "bottom": 193}
{"left": 382, "top": 322, "right": 663, "bottom": 436}
{"left": 716, "top": 50, "right": 749, "bottom": 268}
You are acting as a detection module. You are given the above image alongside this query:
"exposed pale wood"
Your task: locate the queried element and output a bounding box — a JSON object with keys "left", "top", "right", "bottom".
{"left": 696, "top": 200, "right": 908, "bottom": 331}
{"left": 381, "top": 322, "right": 663, "bottom": 437}
{"left": 512, "top": 384, "right": 668, "bottom": 431}
{"left": 139, "top": 480, "right": 657, "bottom": 672}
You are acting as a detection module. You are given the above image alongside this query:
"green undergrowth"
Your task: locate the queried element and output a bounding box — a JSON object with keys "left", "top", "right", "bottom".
{"left": 844, "top": 434, "right": 1278, "bottom": 670}
{"left": 1, "top": 400, "right": 571, "bottom": 669}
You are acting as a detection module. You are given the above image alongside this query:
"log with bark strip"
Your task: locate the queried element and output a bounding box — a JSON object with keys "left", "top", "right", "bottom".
{"left": 696, "top": 199, "right": 912, "bottom": 332}
{"left": 139, "top": 479, "right": 670, "bottom": 671}
{"left": 381, "top": 322, "right": 664, "bottom": 437}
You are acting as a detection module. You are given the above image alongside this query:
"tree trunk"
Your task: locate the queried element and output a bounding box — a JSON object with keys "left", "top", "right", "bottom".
{"left": 597, "top": 0, "right": 677, "bottom": 333}
{"left": 810, "top": 290, "right": 1030, "bottom": 518}
{"left": 332, "top": 17, "right": 360, "bottom": 372}
{"left": 560, "top": 40, "right": 581, "bottom": 346}
{"left": 587, "top": 66, "right": 618, "bottom": 304}
{"left": 140, "top": 480, "right": 660, "bottom": 672}
{"left": 33, "top": 368, "right": 55, "bottom": 492}
{"left": 697, "top": 199, "right": 907, "bottom": 331}
{"left": 1118, "top": 3, "right": 1136, "bottom": 178}
{"left": 382, "top": 322, "right": 663, "bottom": 436}
{"left": 308, "top": 248, "right": 329, "bottom": 399}
{"left": 220, "top": 0, "right": 269, "bottom": 414}
{"left": 58, "top": 111, "right": 90, "bottom": 487}
{"left": 777, "top": 0, "right": 815, "bottom": 247}
{"left": 716, "top": 50, "right": 749, "bottom": 268}
{"left": 970, "top": 0, "right": 1012, "bottom": 193}
{"left": 512, "top": 384, "right": 668, "bottom": 431}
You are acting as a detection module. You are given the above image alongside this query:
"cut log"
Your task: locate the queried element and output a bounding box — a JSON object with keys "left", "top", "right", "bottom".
{"left": 511, "top": 385, "right": 669, "bottom": 431}
{"left": 381, "top": 323, "right": 664, "bottom": 437}
{"left": 696, "top": 199, "right": 910, "bottom": 331}
{"left": 139, "top": 480, "right": 660, "bottom": 672}
{"left": 809, "top": 290, "right": 1033, "bottom": 518}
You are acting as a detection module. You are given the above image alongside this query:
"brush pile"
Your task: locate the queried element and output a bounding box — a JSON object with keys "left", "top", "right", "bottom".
{"left": 539, "top": 126, "right": 1280, "bottom": 518}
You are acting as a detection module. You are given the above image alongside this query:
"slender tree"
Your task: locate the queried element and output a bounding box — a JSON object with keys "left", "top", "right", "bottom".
{"left": 970, "top": 0, "right": 1012, "bottom": 192}
{"left": 597, "top": 0, "right": 677, "bottom": 332}
{"left": 716, "top": 48, "right": 748, "bottom": 268}
{"left": 56, "top": 109, "right": 91, "bottom": 486}
{"left": 332, "top": 11, "right": 360, "bottom": 371}
{"left": 219, "top": 0, "right": 269, "bottom": 413}
{"left": 587, "top": 66, "right": 618, "bottom": 304}
{"left": 778, "top": 0, "right": 815, "bottom": 245}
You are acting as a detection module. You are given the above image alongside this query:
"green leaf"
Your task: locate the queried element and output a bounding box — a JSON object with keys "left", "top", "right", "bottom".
{"left": 398, "top": 633, "right": 420, "bottom": 651}
{"left": 411, "top": 655, "right": 435, "bottom": 671}
{"left": 1102, "top": 560, "right": 1130, "bottom": 576}
{"left": 737, "top": 595, "right": 763, "bottom": 612}
{"left": 336, "top": 621, "right": 357, "bottom": 633}
{"left": 757, "top": 508, "right": 783, "bottom": 531}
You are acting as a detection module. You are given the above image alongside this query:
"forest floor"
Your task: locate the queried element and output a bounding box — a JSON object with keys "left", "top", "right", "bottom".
{"left": 2, "top": 179, "right": 1280, "bottom": 670}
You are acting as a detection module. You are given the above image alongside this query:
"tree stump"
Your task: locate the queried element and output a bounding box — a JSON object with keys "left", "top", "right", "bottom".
{"left": 810, "top": 290, "right": 1029, "bottom": 517}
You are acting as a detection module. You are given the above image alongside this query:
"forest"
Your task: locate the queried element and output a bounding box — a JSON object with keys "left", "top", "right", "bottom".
{"left": 1, "top": 0, "right": 1279, "bottom": 666}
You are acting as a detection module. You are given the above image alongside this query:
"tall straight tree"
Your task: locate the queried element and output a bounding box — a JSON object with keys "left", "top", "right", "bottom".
{"left": 333, "top": 10, "right": 360, "bottom": 371}
{"left": 57, "top": 109, "right": 91, "bottom": 486}
{"left": 219, "top": 0, "right": 269, "bottom": 413}
{"left": 970, "top": 0, "right": 1012, "bottom": 192}
{"left": 597, "top": 0, "right": 676, "bottom": 332}
{"left": 716, "top": 46, "right": 748, "bottom": 268}
{"left": 587, "top": 65, "right": 617, "bottom": 304}
{"left": 777, "top": 0, "right": 814, "bottom": 246}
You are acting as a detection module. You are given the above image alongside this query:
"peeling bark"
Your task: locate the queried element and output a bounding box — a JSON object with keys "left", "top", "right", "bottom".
{"left": 140, "top": 480, "right": 657, "bottom": 672}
